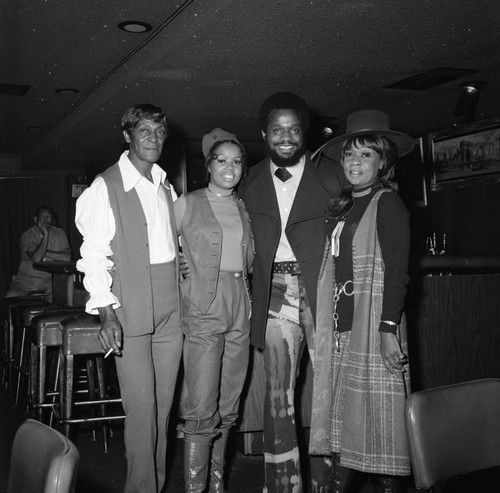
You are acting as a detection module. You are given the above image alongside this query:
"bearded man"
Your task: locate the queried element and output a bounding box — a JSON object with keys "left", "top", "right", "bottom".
{"left": 238, "top": 92, "right": 346, "bottom": 492}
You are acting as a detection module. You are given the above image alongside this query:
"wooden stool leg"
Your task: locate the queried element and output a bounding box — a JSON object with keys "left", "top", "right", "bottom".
{"left": 96, "top": 355, "right": 110, "bottom": 452}
{"left": 14, "top": 327, "right": 27, "bottom": 407}
{"left": 29, "top": 342, "right": 38, "bottom": 416}
{"left": 86, "top": 358, "right": 98, "bottom": 441}
{"left": 1, "top": 316, "right": 8, "bottom": 387}
{"left": 7, "top": 316, "right": 14, "bottom": 390}
{"left": 60, "top": 351, "right": 74, "bottom": 439}
{"left": 48, "top": 349, "right": 60, "bottom": 427}
{"left": 37, "top": 345, "right": 50, "bottom": 422}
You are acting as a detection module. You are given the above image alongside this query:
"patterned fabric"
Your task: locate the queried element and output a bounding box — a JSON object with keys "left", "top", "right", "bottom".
{"left": 337, "top": 190, "right": 411, "bottom": 475}
{"left": 310, "top": 190, "right": 411, "bottom": 476}
{"left": 263, "top": 273, "right": 317, "bottom": 492}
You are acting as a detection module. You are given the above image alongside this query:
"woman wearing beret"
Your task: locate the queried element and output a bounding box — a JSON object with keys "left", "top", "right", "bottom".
{"left": 174, "top": 128, "right": 253, "bottom": 493}
{"left": 309, "top": 111, "right": 413, "bottom": 493}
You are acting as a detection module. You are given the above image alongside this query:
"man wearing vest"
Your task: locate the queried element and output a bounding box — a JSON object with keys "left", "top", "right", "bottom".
{"left": 75, "top": 103, "right": 182, "bottom": 493}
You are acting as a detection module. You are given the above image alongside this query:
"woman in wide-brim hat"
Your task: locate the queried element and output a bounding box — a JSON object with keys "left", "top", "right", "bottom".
{"left": 309, "top": 110, "right": 413, "bottom": 493}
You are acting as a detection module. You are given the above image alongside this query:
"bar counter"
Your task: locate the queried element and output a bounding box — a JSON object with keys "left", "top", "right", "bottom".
{"left": 32, "top": 261, "right": 81, "bottom": 306}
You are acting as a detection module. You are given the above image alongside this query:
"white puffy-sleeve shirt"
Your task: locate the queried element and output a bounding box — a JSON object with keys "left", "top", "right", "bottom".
{"left": 75, "top": 151, "right": 178, "bottom": 314}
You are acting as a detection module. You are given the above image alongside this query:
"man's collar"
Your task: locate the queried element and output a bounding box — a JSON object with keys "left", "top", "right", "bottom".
{"left": 118, "top": 151, "right": 166, "bottom": 192}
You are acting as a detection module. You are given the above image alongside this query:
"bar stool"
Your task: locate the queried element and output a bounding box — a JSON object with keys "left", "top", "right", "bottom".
{"left": 29, "top": 307, "right": 86, "bottom": 423}
{"left": 1, "top": 295, "right": 47, "bottom": 388}
{"left": 12, "top": 302, "right": 66, "bottom": 407}
{"left": 59, "top": 313, "right": 125, "bottom": 452}
{"left": 2, "top": 297, "right": 50, "bottom": 392}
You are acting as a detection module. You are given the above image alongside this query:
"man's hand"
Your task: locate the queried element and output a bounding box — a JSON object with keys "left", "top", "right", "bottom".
{"left": 97, "top": 305, "right": 122, "bottom": 356}
{"left": 36, "top": 216, "right": 51, "bottom": 237}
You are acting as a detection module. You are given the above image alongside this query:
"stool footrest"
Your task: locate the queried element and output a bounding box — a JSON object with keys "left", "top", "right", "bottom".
{"left": 74, "top": 398, "right": 122, "bottom": 406}
{"left": 32, "top": 402, "right": 56, "bottom": 409}
{"left": 60, "top": 415, "right": 126, "bottom": 424}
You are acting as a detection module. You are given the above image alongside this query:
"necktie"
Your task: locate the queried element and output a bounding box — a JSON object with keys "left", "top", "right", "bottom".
{"left": 275, "top": 167, "right": 292, "bottom": 182}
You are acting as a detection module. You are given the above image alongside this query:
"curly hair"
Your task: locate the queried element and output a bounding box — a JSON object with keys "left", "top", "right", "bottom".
{"left": 258, "top": 92, "right": 310, "bottom": 133}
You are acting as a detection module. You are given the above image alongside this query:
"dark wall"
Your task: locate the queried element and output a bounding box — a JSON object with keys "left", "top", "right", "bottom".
{"left": 396, "top": 138, "right": 500, "bottom": 259}
{"left": 402, "top": 181, "right": 500, "bottom": 268}
{"left": 425, "top": 182, "right": 500, "bottom": 255}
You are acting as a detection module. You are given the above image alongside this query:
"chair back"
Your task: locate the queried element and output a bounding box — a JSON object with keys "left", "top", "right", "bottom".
{"left": 405, "top": 378, "right": 500, "bottom": 489}
{"left": 7, "top": 418, "right": 79, "bottom": 493}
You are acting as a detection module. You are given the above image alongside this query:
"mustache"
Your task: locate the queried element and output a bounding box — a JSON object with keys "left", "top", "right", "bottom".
{"left": 275, "top": 141, "right": 297, "bottom": 146}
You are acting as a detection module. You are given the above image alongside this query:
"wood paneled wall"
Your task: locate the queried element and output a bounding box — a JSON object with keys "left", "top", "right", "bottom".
{"left": 407, "top": 274, "right": 500, "bottom": 391}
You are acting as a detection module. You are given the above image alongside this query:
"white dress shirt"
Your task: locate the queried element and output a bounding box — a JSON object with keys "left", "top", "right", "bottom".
{"left": 271, "top": 155, "right": 305, "bottom": 262}
{"left": 75, "top": 151, "right": 178, "bottom": 314}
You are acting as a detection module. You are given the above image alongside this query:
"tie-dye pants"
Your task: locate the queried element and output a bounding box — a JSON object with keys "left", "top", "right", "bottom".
{"left": 263, "top": 273, "right": 332, "bottom": 493}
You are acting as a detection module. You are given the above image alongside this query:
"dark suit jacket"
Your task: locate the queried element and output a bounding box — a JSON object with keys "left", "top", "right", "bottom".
{"left": 238, "top": 152, "right": 346, "bottom": 349}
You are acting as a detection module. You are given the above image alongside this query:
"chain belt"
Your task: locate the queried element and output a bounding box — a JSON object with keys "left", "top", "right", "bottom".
{"left": 332, "top": 280, "right": 354, "bottom": 352}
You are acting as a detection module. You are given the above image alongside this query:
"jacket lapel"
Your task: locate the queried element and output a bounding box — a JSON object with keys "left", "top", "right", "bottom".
{"left": 244, "top": 158, "right": 280, "bottom": 220}
{"left": 288, "top": 156, "right": 331, "bottom": 226}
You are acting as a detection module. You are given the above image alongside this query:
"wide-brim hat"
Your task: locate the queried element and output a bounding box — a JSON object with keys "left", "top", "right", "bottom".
{"left": 311, "top": 109, "right": 415, "bottom": 161}
{"left": 202, "top": 127, "right": 241, "bottom": 159}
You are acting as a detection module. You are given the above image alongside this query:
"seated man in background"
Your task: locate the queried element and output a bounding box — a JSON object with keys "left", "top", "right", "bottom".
{"left": 5, "top": 206, "right": 71, "bottom": 301}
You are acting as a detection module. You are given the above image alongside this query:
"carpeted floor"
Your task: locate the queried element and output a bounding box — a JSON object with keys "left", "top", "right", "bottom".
{"left": 0, "top": 383, "right": 265, "bottom": 492}
{"left": 1, "top": 384, "right": 499, "bottom": 492}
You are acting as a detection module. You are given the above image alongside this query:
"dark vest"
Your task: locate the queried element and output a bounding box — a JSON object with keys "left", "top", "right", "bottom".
{"left": 100, "top": 163, "right": 179, "bottom": 336}
{"left": 178, "top": 188, "right": 253, "bottom": 314}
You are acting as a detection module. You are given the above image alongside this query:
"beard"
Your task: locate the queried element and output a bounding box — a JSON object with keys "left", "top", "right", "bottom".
{"left": 267, "top": 140, "right": 307, "bottom": 167}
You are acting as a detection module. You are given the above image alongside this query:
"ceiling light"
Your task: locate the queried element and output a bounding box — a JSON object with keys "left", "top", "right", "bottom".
{"left": 55, "top": 88, "right": 80, "bottom": 95}
{"left": 118, "top": 21, "right": 152, "bottom": 33}
{"left": 322, "top": 126, "right": 335, "bottom": 136}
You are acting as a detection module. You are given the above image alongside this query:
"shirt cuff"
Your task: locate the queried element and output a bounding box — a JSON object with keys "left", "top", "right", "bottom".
{"left": 379, "top": 320, "right": 398, "bottom": 334}
{"left": 85, "top": 292, "right": 121, "bottom": 315}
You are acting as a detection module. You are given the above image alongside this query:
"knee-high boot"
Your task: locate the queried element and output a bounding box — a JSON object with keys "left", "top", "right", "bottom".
{"left": 332, "top": 453, "right": 353, "bottom": 493}
{"left": 208, "top": 431, "right": 229, "bottom": 493}
{"left": 378, "top": 475, "right": 402, "bottom": 493}
{"left": 184, "top": 438, "right": 210, "bottom": 493}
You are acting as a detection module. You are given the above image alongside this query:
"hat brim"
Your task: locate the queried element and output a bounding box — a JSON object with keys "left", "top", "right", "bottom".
{"left": 312, "top": 129, "right": 415, "bottom": 161}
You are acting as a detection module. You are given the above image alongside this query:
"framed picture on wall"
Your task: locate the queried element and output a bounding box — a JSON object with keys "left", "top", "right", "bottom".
{"left": 429, "top": 117, "right": 500, "bottom": 190}
{"left": 395, "top": 137, "right": 428, "bottom": 207}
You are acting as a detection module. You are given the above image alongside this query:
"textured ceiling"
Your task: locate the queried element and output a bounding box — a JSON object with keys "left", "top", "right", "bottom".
{"left": 1, "top": 0, "right": 500, "bottom": 171}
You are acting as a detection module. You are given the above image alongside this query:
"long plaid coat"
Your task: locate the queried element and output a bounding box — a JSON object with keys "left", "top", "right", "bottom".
{"left": 309, "top": 189, "right": 411, "bottom": 476}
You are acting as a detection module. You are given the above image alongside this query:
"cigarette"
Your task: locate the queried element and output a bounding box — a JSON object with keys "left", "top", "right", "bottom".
{"left": 104, "top": 348, "right": 114, "bottom": 358}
